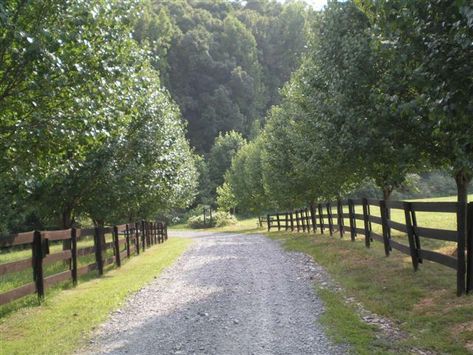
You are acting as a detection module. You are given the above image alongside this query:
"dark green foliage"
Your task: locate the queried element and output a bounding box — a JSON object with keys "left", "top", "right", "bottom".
{"left": 208, "top": 131, "right": 246, "bottom": 198}
{"left": 139, "top": 0, "right": 309, "bottom": 152}
{"left": 371, "top": 0, "right": 473, "bottom": 199}
{"left": 226, "top": 135, "right": 268, "bottom": 213}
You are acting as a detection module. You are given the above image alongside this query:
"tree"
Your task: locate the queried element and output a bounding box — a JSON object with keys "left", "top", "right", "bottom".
{"left": 216, "top": 182, "right": 237, "bottom": 213}
{"left": 0, "top": 1, "right": 199, "bottom": 232}
{"left": 371, "top": 0, "right": 473, "bottom": 204}
{"left": 290, "top": 1, "right": 423, "bottom": 200}
{"left": 226, "top": 136, "right": 267, "bottom": 214}
{"left": 207, "top": 131, "right": 246, "bottom": 200}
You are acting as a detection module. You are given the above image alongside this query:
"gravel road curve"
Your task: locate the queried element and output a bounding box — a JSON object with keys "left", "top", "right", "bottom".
{"left": 80, "top": 231, "right": 348, "bottom": 355}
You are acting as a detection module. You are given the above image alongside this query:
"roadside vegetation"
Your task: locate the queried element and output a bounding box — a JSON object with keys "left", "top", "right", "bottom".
{"left": 0, "top": 238, "right": 191, "bottom": 354}
{"left": 271, "top": 231, "right": 473, "bottom": 354}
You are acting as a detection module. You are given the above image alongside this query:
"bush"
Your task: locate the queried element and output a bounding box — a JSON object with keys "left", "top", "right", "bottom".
{"left": 186, "top": 211, "right": 237, "bottom": 228}
{"left": 187, "top": 215, "right": 215, "bottom": 229}
{"left": 214, "top": 211, "right": 237, "bottom": 227}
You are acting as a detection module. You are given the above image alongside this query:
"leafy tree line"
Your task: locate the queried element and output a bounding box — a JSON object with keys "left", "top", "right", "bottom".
{"left": 221, "top": 0, "right": 473, "bottom": 214}
{"left": 0, "top": 1, "right": 198, "bottom": 233}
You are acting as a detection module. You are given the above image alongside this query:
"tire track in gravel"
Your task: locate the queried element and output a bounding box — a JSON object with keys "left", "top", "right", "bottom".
{"left": 80, "top": 231, "right": 348, "bottom": 355}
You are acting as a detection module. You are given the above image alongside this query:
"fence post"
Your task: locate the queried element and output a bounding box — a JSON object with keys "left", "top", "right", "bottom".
{"left": 277, "top": 213, "right": 281, "bottom": 231}
{"left": 296, "top": 210, "right": 300, "bottom": 232}
{"left": 467, "top": 202, "right": 473, "bottom": 293}
{"left": 290, "top": 211, "right": 294, "bottom": 231}
{"left": 403, "top": 202, "right": 420, "bottom": 272}
{"left": 305, "top": 208, "right": 310, "bottom": 233}
{"left": 301, "top": 209, "right": 306, "bottom": 232}
{"left": 150, "top": 222, "right": 154, "bottom": 245}
{"left": 411, "top": 208, "right": 422, "bottom": 263}
{"left": 379, "top": 200, "right": 391, "bottom": 257}
{"left": 140, "top": 220, "right": 146, "bottom": 252}
{"left": 310, "top": 203, "right": 317, "bottom": 233}
{"left": 71, "top": 228, "right": 78, "bottom": 285}
{"left": 337, "top": 200, "right": 344, "bottom": 238}
{"left": 154, "top": 222, "right": 158, "bottom": 244}
{"left": 362, "top": 198, "right": 371, "bottom": 248}
{"left": 285, "top": 212, "right": 289, "bottom": 231}
{"left": 266, "top": 214, "right": 270, "bottom": 231}
{"left": 456, "top": 201, "right": 467, "bottom": 296}
{"left": 134, "top": 222, "right": 140, "bottom": 254}
{"left": 32, "top": 231, "right": 45, "bottom": 299}
{"left": 317, "top": 204, "right": 323, "bottom": 233}
{"left": 125, "top": 224, "right": 131, "bottom": 258}
{"left": 348, "top": 199, "right": 356, "bottom": 241}
{"left": 326, "top": 203, "right": 333, "bottom": 236}
{"left": 113, "top": 226, "right": 121, "bottom": 267}
{"left": 94, "top": 227, "right": 104, "bottom": 275}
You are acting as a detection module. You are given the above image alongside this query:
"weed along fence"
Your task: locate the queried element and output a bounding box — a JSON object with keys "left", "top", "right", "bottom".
{"left": 266, "top": 199, "right": 473, "bottom": 296}
{"left": 0, "top": 221, "right": 168, "bottom": 306}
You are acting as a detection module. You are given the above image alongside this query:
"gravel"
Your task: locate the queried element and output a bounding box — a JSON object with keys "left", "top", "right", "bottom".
{"left": 78, "top": 231, "right": 349, "bottom": 355}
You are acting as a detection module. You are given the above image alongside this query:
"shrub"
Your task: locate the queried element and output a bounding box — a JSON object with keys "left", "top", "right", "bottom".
{"left": 186, "top": 211, "right": 236, "bottom": 228}
{"left": 187, "top": 215, "right": 215, "bottom": 229}
{"left": 214, "top": 211, "right": 237, "bottom": 227}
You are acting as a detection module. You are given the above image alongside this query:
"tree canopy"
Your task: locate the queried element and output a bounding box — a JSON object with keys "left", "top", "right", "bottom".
{"left": 0, "top": 0, "right": 198, "bottom": 233}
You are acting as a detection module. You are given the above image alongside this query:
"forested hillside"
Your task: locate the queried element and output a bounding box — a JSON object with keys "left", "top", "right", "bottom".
{"left": 135, "top": 0, "right": 309, "bottom": 152}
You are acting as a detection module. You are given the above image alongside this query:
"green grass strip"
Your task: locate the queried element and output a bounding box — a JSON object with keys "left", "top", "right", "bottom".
{"left": 0, "top": 237, "right": 191, "bottom": 355}
{"left": 317, "top": 288, "right": 380, "bottom": 354}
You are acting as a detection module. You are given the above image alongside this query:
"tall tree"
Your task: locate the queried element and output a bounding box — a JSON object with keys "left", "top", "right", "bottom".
{"left": 371, "top": 0, "right": 473, "bottom": 204}
{"left": 207, "top": 131, "right": 246, "bottom": 199}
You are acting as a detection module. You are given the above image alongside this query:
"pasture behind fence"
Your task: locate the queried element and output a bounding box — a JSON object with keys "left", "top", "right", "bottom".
{"left": 0, "top": 220, "right": 168, "bottom": 306}
{"left": 266, "top": 198, "right": 473, "bottom": 296}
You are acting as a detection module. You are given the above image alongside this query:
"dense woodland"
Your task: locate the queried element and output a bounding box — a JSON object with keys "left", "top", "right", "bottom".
{"left": 0, "top": 0, "right": 472, "bottom": 232}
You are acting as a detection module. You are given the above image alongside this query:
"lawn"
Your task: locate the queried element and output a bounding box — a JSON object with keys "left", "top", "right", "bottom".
{"left": 0, "top": 237, "right": 191, "bottom": 354}
{"left": 0, "top": 233, "right": 117, "bottom": 317}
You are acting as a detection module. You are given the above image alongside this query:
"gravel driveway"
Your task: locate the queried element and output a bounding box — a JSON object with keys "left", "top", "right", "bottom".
{"left": 81, "top": 231, "right": 348, "bottom": 355}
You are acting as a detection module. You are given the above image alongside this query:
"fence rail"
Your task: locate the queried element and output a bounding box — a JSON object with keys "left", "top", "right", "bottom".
{"left": 0, "top": 220, "right": 168, "bottom": 306}
{"left": 266, "top": 199, "right": 473, "bottom": 296}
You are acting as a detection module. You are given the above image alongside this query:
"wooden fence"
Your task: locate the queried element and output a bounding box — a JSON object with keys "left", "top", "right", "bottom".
{"left": 266, "top": 199, "right": 473, "bottom": 296}
{"left": 0, "top": 220, "right": 168, "bottom": 306}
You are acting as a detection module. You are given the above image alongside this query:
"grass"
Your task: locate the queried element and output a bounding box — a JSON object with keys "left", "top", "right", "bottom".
{"left": 0, "top": 234, "right": 117, "bottom": 317}
{"left": 269, "top": 232, "right": 473, "bottom": 353}
{"left": 318, "top": 288, "right": 380, "bottom": 354}
{"left": 263, "top": 194, "right": 473, "bottom": 354}
{"left": 0, "top": 237, "right": 191, "bottom": 354}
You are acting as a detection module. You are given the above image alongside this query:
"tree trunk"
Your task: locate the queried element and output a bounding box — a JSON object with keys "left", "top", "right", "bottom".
{"left": 382, "top": 186, "right": 393, "bottom": 201}
{"left": 455, "top": 169, "right": 471, "bottom": 251}
{"left": 382, "top": 185, "right": 393, "bottom": 221}
{"left": 93, "top": 219, "right": 106, "bottom": 245}
{"left": 455, "top": 169, "right": 471, "bottom": 207}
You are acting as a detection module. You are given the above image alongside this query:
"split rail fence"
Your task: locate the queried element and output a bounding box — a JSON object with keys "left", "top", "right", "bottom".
{"left": 266, "top": 199, "right": 473, "bottom": 296}
{"left": 0, "top": 220, "right": 167, "bottom": 306}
